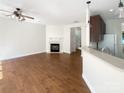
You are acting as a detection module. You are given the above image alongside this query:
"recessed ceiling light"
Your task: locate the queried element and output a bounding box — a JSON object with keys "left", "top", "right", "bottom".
{"left": 109, "top": 9, "right": 114, "bottom": 12}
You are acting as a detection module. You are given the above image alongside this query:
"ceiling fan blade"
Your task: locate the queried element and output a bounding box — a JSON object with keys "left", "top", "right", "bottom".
{"left": 0, "top": 9, "right": 12, "bottom": 13}
{"left": 22, "top": 15, "right": 34, "bottom": 19}
{"left": 5, "top": 14, "right": 13, "bottom": 17}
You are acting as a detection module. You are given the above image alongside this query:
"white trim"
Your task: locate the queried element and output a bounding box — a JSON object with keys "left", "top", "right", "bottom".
{"left": 83, "top": 75, "right": 96, "bottom": 93}
{"left": 0, "top": 51, "right": 45, "bottom": 61}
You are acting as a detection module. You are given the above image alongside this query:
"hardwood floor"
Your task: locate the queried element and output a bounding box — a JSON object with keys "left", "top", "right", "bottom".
{"left": 0, "top": 51, "right": 90, "bottom": 93}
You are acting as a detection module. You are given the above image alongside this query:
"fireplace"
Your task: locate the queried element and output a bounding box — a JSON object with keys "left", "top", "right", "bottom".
{"left": 50, "top": 44, "right": 60, "bottom": 52}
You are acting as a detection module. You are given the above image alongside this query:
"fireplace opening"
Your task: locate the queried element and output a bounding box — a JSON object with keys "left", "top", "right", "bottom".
{"left": 50, "top": 44, "right": 60, "bottom": 52}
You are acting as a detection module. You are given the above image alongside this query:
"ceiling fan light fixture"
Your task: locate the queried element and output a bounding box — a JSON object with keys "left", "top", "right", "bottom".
{"left": 20, "top": 17, "right": 25, "bottom": 21}
{"left": 118, "top": 10, "right": 124, "bottom": 18}
{"left": 118, "top": 0, "right": 124, "bottom": 18}
{"left": 119, "top": 0, "right": 124, "bottom": 7}
{"left": 119, "top": 7, "right": 124, "bottom": 11}
{"left": 17, "top": 16, "right": 25, "bottom": 21}
{"left": 11, "top": 15, "right": 15, "bottom": 19}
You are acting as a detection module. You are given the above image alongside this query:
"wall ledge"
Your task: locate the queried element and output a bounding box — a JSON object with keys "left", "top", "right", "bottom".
{"left": 82, "top": 47, "right": 124, "bottom": 70}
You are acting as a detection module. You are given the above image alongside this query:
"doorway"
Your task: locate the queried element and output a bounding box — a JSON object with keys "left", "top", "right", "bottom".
{"left": 70, "top": 27, "right": 81, "bottom": 53}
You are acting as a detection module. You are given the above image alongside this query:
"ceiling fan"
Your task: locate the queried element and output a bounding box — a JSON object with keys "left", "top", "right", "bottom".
{"left": 0, "top": 8, "right": 34, "bottom": 21}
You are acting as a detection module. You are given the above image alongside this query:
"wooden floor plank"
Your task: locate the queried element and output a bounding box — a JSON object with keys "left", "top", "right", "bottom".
{"left": 0, "top": 51, "right": 90, "bottom": 93}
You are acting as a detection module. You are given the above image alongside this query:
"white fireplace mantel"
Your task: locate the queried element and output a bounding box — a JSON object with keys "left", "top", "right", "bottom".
{"left": 47, "top": 37, "right": 63, "bottom": 53}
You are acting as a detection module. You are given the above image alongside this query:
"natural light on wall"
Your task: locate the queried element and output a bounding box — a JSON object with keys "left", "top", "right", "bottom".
{"left": 0, "top": 62, "right": 3, "bottom": 80}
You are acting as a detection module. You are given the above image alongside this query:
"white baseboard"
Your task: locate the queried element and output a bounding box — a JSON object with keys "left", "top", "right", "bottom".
{"left": 83, "top": 75, "right": 96, "bottom": 93}
{"left": 0, "top": 51, "right": 46, "bottom": 61}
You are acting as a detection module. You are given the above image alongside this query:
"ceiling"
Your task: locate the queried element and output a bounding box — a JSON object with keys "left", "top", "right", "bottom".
{"left": 90, "top": 0, "right": 124, "bottom": 20}
{"left": 0, "top": 0, "right": 123, "bottom": 24}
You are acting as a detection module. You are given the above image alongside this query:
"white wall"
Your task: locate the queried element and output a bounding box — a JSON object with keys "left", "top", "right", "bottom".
{"left": 83, "top": 48, "right": 124, "bottom": 93}
{"left": 46, "top": 25, "right": 64, "bottom": 52}
{"left": 0, "top": 18, "right": 46, "bottom": 60}
{"left": 63, "top": 25, "right": 71, "bottom": 53}
{"left": 46, "top": 23, "right": 85, "bottom": 54}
